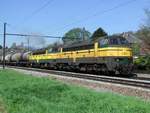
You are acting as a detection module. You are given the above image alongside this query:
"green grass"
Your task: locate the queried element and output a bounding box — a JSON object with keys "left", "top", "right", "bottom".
{"left": 0, "top": 98, "right": 7, "bottom": 113}
{"left": 0, "top": 69, "right": 150, "bottom": 113}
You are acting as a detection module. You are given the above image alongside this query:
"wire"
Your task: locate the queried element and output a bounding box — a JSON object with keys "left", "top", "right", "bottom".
{"left": 52, "top": 0, "right": 137, "bottom": 31}
{"left": 0, "top": 33, "right": 80, "bottom": 40}
{"left": 7, "top": 0, "right": 55, "bottom": 35}
{"left": 21, "top": 0, "right": 55, "bottom": 24}
{"left": 6, "top": 33, "right": 61, "bottom": 38}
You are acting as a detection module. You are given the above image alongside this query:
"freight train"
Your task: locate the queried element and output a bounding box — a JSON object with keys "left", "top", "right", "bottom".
{"left": 1, "top": 35, "right": 133, "bottom": 76}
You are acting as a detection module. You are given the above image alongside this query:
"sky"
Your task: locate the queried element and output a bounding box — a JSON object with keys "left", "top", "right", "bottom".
{"left": 0, "top": 0, "right": 150, "bottom": 47}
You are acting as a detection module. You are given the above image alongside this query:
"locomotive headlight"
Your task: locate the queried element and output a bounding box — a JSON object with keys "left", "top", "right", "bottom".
{"left": 115, "top": 58, "right": 130, "bottom": 64}
{"left": 116, "top": 58, "right": 120, "bottom": 62}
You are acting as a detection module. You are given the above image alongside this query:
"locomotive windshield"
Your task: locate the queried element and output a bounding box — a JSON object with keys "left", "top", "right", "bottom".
{"left": 99, "top": 36, "right": 129, "bottom": 47}
{"left": 119, "top": 38, "right": 128, "bottom": 44}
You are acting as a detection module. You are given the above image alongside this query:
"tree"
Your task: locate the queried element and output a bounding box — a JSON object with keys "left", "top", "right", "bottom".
{"left": 11, "top": 42, "right": 17, "bottom": 49}
{"left": 91, "top": 27, "right": 108, "bottom": 41}
{"left": 145, "top": 9, "right": 150, "bottom": 27}
{"left": 136, "top": 9, "right": 150, "bottom": 52}
{"left": 0, "top": 45, "right": 2, "bottom": 49}
{"left": 62, "top": 28, "right": 91, "bottom": 44}
{"left": 132, "top": 43, "right": 140, "bottom": 55}
{"left": 46, "top": 41, "right": 62, "bottom": 52}
{"left": 136, "top": 27, "right": 150, "bottom": 46}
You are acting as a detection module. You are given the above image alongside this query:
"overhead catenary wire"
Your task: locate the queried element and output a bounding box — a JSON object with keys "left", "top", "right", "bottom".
{"left": 2, "top": 0, "right": 137, "bottom": 40}
{"left": 21, "top": 0, "right": 55, "bottom": 24}
{"left": 0, "top": 33, "right": 81, "bottom": 40}
{"left": 3, "top": 0, "right": 55, "bottom": 36}
{"left": 5, "top": 33, "right": 61, "bottom": 39}
{"left": 0, "top": 0, "right": 138, "bottom": 40}
{"left": 0, "top": 1, "right": 55, "bottom": 30}
{"left": 52, "top": 0, "right": 138, "bottom": 32}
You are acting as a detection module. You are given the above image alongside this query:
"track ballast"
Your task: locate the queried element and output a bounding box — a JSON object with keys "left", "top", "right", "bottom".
{"left": 6, "top": 66, "right": 150, "bottom": 89}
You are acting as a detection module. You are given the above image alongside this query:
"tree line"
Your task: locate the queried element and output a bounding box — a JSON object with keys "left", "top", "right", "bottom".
{"left": 62, "top": 27, "right": 107, "bottom": 45}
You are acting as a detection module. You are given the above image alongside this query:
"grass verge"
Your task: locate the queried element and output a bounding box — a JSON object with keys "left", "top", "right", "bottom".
{"left": 0, "top": 69, "right": 150, "bottom": 113}
{"left": 0, "top": 98, "right": 7, "bottom": 113}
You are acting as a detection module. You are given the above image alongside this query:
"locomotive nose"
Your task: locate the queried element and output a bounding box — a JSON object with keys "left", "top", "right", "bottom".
{"left": 115, "top": 57, "right": 133, "bottom": 75}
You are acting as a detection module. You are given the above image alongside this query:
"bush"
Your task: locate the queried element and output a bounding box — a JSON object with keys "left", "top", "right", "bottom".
{"left": 134, "top": 55, "right": 150, "bottom": 70}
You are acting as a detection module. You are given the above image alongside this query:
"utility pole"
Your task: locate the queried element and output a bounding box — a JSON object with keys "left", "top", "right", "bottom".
{"left": 3, "top": 23, "right": 6, "bottom": 69}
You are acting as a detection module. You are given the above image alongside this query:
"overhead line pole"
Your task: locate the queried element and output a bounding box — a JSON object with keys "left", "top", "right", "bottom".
{"left": 3, "top": 23, "right": 6, "bottom": 69}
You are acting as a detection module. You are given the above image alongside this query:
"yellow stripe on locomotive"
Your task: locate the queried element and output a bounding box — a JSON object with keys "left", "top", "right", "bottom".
{"left": 29, "top": 45, "right": 132, "bottom": 61}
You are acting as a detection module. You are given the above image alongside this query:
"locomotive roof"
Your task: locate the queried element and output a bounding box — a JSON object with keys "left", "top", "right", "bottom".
{"left": 31, "top": 35, "right": 126, "bottom": 54}
{"left": 63, "top": 40, "right": 94, "bottom": 49}
{"left": 32, "top": 48, "right": 46, "bottom": 55}
{"left": 62, "top": 35, "right": 126, "bottom": 49}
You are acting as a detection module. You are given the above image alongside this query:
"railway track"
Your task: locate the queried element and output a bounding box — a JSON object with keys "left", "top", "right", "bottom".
{"left": 5, "top": 66, "right": 150, "bottom": 89}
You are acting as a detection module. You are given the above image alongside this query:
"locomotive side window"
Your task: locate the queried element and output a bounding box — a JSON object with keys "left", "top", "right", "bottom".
{"left": 99, "top": 39, "right": 108, "bottom": 47}
{"left": 110, "top": 38, "right": 119, "bottom": 45}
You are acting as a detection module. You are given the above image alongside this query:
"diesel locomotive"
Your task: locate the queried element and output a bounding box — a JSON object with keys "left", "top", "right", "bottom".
{"left": 29, "top": 35, "right": 133, "bottom": 75}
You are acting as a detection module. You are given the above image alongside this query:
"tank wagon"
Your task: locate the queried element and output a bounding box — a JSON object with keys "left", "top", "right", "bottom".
{"left": 2, "top": 52, "right": 30, "bottom": 66}
{"left": 19, "top": 52, "right": 31, "bottom": 66}
{"left": 5, "top": 54, "right": 12, "bottom": 63}
{"left": 11, "top": 53, "right": 22, "bottom": 62}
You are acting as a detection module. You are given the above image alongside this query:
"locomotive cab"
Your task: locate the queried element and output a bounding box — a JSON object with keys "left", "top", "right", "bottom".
{"left": 98, "top": 36, "right": 133, "bottom": 75}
